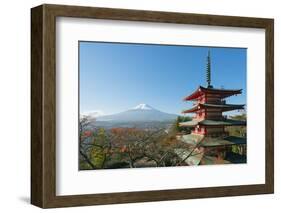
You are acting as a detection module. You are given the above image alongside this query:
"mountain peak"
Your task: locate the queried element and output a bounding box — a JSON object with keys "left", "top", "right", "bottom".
{"left": 132, "top": 103, "right": 154, "bottom": 110}
{"left": 96, "top": 104, "right": 177, "bottom": 122}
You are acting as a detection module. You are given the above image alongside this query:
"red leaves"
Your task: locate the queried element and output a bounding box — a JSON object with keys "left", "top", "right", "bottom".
{"left": 120, "top": 145, "right": 127, "bottom": 153}
{"left": 83, "top": 130, "right": 92, "bottom": 137}
{"left": 110, "top": 127, "right": 140, "bottom": 135}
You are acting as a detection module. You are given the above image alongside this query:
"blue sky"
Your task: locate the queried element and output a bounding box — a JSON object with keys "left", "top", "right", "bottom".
{"left": 79, "top": 41, "right": 246, "bottom": 115}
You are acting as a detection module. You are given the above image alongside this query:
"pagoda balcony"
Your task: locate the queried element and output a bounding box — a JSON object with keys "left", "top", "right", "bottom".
{"left": 179, "top": 117, "right": 246, "bottom": 128}
{"left": 204, "top": 115, "right": 228, "bottom": 120}
{"left": 204, "top": 131, "right": 229, "bottom": 138}
{"left": 208, "top": 100, "right": 226, "bottom": 104}
{"left": 182, "top": 103, "right": 245, "bottom": 114}
{"left": 191, "top": 100, "right": 227, "bottom": 107}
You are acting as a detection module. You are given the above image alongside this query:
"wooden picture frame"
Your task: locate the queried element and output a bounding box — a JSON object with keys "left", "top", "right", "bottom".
{"left": 31, "top": 4, "right": 274, "bottom": 208}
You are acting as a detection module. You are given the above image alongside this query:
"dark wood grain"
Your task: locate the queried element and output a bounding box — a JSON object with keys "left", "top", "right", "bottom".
{"left": 31, "top": 4, "right": 274, "bottom": 208}
{"left": 265, "top": 20, "right": 274, "bottom": 193}
{"left": 31, "top": 5, "right": 43, "bottom": 207}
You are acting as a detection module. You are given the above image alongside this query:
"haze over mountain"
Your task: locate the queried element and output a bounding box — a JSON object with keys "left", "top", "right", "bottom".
{"left": 92, "top": 104, "right": 178, "bottom": 122}
{"left": 81, "top": 110, "right": 104, "bottom": 118}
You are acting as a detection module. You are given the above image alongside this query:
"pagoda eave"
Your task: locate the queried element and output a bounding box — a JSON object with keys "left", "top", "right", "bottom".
{"left": 177, "top": 134, "right": 246, "bottom": 147}
{"left": 179, "top": 120, "right": 199, "bottom": 127}
{"left": 200, "top": 136, "right": 246, "bottom": 147}
{"left": 182, "top": 103, "right": 245, "bottom": 113}
{"left": 199, "top": 119, "right": 246, "bottom": 126}
{"left": 179, "top": 119, "right": 246, "bottom": 127}
{"left": 183, "top": 86, "right": 242, "bottom": 101}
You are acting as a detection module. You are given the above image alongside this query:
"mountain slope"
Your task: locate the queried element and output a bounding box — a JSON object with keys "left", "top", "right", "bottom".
{"left": 97, "top": 104, "right": 178, "bottom": 122}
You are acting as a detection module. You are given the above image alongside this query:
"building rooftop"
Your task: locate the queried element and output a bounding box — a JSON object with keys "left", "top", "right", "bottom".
{"left": 182, "top": 103, "right": 245, "bottom": 113}
{"left": 177, "top": 134, "right": 246, "bottom": 147}
{"left": 200, "top": 136, "right": 246, "bottom": 147}
{"left": 174, "top": 148, "right": 204, "bottom": 166}
{"left": 179, "top": 119, "right": 246, "bottom": 127}
{"left": 183, "top": 86, "right": 242, "bottom": 101}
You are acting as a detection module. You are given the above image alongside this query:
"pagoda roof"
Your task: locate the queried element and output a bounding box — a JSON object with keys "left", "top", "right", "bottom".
{"left": 179, "top": 119, "right": 200, "bottom": 127}
{"left": 177, "top": 134, "right": 246, "bottom": 147}
{"left": 174, "top": 148, "right": 204, "bottom": 166}
{"left": 175, "top": 135, "right": 246, "bottom": 165}
{"left": 176, "top": 134, "right": 204, "bottom": 146}
{"left": 179, "top": 119, "right": 246, "bottom": 127}
{"left": 183, "top": 86, "right": 242, "bottom": 101}
{"left": 200, "top": 136, "right": 246, "bottom": 147}
{"left": 182, "top": 103, "right": 245, "bottom": 113}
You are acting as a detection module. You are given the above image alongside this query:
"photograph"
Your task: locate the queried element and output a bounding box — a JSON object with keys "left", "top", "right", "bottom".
{"left": 29, "top": 3, "right": 274, "bottom": 208}
{"left": 78, "top": 42, "right": 247, "bottom": 170}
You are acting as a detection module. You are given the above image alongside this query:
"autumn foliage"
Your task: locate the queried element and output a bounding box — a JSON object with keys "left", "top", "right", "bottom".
{"left": 79, "top": 118, "right": 190, "bottom": 170}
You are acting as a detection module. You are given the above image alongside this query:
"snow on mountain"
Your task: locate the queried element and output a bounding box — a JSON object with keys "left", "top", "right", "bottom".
{"left": 97, "top": 104, "right": 177, "bottom": 122}
{"left": 131, "top": 103, "right": 154, "bottom": 110}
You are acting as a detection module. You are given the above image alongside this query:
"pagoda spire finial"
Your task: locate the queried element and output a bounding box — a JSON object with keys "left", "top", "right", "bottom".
{"left": 206, "top": 50, "right": 212, "bottom": 88}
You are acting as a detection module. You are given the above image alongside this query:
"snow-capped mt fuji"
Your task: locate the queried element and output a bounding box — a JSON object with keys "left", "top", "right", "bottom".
{"left": 97, "top": 104, "right": 177, "bottom": 122}
{"left": 131, "top": 103, "right": 155, "bottom": 110}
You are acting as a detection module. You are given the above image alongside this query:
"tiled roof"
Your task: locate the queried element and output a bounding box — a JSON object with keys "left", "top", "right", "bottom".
{"left": 183, "top": 86, "right": 242, "bottom": 101}
{"left": 179, "top": 119, "right": 246, "bottom": 127}
{"left": 177, "top": 134, "right": 246, "bottom": 147}
{"left": 182, "top": 103, "right": 245, "bottom": 113}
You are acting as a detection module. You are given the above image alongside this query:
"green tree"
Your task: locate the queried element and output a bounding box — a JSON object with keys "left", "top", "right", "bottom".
{"left": 173, "top": 116, "right": 192, "bottom": 133}
{"left": 226, "top": 113, "right": 247, "bottom": 137}
{"left": 89, "top": 128, "right": 109, "bottom": 168}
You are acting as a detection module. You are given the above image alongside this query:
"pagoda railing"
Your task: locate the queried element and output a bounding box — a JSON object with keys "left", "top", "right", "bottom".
{"left": 192, "top": 115, "right": 228, "bottom": 120}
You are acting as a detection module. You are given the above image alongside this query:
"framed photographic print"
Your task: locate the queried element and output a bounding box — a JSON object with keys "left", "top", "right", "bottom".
{"left": 31, "top": 4, "right": 274, "bottom": 208}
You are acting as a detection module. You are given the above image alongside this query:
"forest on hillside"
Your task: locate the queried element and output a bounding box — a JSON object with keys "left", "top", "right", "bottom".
{"left": 79, "top": 114, "right": 247, "bottom": 170}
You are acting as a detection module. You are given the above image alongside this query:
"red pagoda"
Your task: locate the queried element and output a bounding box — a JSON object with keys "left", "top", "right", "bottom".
{"left": 176, "top": 51, "right": 246, "bottom": 165}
